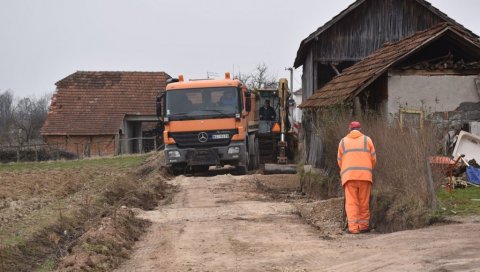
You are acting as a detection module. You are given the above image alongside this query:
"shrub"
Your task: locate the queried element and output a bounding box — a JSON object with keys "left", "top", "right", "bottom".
{"left": 304, "top": 107, "right": 444, "bottom": 232}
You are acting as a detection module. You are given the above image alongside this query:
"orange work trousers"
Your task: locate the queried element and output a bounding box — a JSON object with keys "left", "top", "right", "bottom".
{"left": 344, "top": 180, "right": 371, "bottom": 233}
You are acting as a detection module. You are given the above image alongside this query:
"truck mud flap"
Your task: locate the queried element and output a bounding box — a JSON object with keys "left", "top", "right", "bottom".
{"left": 186, "top": 149, "right": 219, "bottom": 166}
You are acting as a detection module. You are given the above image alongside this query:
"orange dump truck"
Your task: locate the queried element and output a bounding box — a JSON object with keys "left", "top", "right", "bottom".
{"left": 157, "top": 73, "right": 259, "bottom": 174}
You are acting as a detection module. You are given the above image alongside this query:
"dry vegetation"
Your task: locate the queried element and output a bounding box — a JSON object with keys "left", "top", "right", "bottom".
{"left": 254, "top": 174, "right": 345, "bottom": 238}
{"left": 301, "top": 108, "right": 444, "bottom": 232}
{"left": 0, "top": 152, "right": 171, "bottom": 272}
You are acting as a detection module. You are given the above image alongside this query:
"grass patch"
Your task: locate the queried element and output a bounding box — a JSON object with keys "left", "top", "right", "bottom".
{"left": 36, "top": 257, "right": 56, "bottom": 272}
{"left": 300, "top": 169, "right": 338, "bottom": 200}
{"left": 81, "top": 242, "right": 110, "bottom": 255}
{"left": 437, "top": 187, "right": 480, "bottom": 215}
{"left": 0, "top": 152, "right": 170, "bottom": 271}
{"left": 0, "top": 154, "right": 148, "bottom": 172}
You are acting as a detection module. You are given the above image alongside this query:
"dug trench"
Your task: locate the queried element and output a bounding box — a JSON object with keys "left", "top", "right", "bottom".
{"left": 115, "top": 172, "right": 480, "bottom": 271}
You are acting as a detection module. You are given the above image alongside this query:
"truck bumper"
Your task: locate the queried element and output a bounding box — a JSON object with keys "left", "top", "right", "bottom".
{"left": 165, "top": 141, "right": 246, "bottom": 167}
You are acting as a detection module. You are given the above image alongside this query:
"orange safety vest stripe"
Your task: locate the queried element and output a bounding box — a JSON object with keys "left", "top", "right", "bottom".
{"left": 338, "top": 134, "right": 376, "bottom": 184}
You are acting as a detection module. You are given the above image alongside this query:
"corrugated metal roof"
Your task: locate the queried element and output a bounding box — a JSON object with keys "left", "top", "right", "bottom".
{"left": 299, "top": 24, "right": 480, "bottom": 109}
{"left": 41, "top": 71, "right": 170, "bottom": 135}
{"left": 294, "top": 0, "right": 478, "bottom": 68}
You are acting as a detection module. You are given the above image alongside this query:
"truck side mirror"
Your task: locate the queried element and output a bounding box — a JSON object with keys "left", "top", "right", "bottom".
{"left": 245, "top": 91, "right": 251, "bottom": 112}
{"left": 156, "top": 95, "right": 163, "bottom": 117}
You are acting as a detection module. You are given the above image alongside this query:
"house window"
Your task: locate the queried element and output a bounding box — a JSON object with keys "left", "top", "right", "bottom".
{"left": 399, "top": 109, "right": 424, "bottom": 129}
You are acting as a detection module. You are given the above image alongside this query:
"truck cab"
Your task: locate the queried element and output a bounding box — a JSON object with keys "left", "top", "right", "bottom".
{"left": 158, "top": 73, "right": 259, "bottom": 174}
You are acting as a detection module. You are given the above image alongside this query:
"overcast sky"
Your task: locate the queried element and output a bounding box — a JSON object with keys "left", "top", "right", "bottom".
{"left": 1, "top": 0, "right": 479, "bottom": 98}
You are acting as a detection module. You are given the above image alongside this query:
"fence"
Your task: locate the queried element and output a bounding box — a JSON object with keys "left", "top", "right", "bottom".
{"left": 0, "top": 137, "right": 164, "bottom": 163}
{"left": 0, "top": 143, "right": 71, "bottom": 163}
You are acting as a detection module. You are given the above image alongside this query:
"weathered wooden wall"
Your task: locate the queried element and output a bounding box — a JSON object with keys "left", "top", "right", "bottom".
{"left": 301, "top": 0, "right": 449, "bottom": 97}
{"left": 315, "top": 0, "right": 444, "bottom": 62}
{"left": 302, "top": 51, "right": 315, "bottom": 101}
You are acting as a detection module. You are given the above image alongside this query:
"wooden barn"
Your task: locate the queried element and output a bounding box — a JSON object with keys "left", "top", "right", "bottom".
{"left": 299, "top": 24, "right": 480, "bottom": 167}
{"left": 41, "top": 71, "right": 170, "bottom": 157}
{"left": 300, "top": 23, "right": 480, "bottom": 119}
{"left": 294, "top": 0, "right": 476, "bottom": 102}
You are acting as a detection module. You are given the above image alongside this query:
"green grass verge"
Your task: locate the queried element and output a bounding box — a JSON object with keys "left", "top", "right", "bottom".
{"left": 437, "top": 186, "right": 480, "bottom": 215}
{"left": 0, "top": 154, "right": 148, "bottom": 172}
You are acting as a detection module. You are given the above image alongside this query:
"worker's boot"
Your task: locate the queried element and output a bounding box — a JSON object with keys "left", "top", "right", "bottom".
{"left": 344, "top": 229, "right": 360, "bottom": 234}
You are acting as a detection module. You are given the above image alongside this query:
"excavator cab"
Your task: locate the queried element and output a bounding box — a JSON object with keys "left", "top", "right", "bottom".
{"left": 255, "top": 79, "right": 297, "bottom": 173}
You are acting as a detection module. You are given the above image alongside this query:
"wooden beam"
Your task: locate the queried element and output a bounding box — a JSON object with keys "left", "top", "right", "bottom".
{"left": 315, "top": 58, "right": 361, "bottom": 63}
{"left": 330, "top": 63, "right": 341, "bottom": 75}
{"left": 389, "top": 69, "right": 480, "bottom": 76}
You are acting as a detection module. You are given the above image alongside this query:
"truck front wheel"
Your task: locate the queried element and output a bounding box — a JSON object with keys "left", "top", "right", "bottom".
{"left": 235, "top": 150, "right": 249, "bottom": 175}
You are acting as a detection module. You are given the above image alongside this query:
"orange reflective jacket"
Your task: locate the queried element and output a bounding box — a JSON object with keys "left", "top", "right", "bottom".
{"left": 337, "top": 130, "right": 376, "bottom": 185}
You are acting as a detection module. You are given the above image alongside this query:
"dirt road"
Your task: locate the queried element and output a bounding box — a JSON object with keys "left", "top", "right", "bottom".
{"left": 116, "top": 174, "right": 480, "bottom": 272}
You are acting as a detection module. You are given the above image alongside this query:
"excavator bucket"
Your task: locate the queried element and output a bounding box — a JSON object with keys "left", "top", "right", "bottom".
{"left": 263, "top": 163, "right": 297, "bottom": 175}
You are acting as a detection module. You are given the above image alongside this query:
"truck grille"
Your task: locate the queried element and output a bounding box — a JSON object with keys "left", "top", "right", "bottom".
{"left": 169, "top": 129, "right": 237, "bottom": 148}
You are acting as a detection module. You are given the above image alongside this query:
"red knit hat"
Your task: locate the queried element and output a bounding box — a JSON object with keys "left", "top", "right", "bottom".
{"left": 349, "top": 121, "right": 361, "bottom": 130}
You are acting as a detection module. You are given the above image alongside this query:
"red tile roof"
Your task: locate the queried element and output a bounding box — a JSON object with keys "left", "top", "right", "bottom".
{"left": 41, "top": 71, "right": 170, "bottom": 135}
{"left": 299, "top": 24, "right": 480, "bottom": 109}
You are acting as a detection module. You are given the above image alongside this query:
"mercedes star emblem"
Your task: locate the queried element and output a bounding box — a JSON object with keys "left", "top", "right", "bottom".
{"left": 198, "top": 132, "right": 208, "bottom": 143}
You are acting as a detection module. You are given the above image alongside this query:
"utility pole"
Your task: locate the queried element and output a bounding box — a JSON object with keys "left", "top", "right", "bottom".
{"left": 285, "top": 67, "right": 294, "bottom": 93}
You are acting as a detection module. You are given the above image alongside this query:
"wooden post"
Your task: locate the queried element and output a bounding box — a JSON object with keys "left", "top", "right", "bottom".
{"left": 329, "top": 62, "right": 340, "bottom": 75}
{"left": 16, "top": 147, "right": 20, "bottom": 163}
{"left": 75, "top": 143, "right": 79, "bottom": 159}
{"left": 113, "top": 137, "right": 116, "bottom": 156}
{"left": 425, "top": 158, "right": 437, "bottom": 209}
{"left": 34, "top": 145, "right": 38, "bottom": 162}
{"left": 353, "top": 96, "right": 362, "bottom": 117}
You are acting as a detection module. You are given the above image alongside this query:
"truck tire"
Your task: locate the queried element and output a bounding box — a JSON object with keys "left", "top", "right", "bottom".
{"left": 193, "top": 165, "right": 209, "bottom": 173}
{"left": 254, "top": 138, "right": 260, "bottom": 169}
{"left": 171, "top": 167, "right": 183, "bottom": 176}
{"left": 248, "top": 137, "right": 260, "bottom": 171}
{"left": 235, "top": 165, "right": 248, "bottom": 175}
{"left": 249, "top": 138, "right": 260, "bottom": 170}
{"left": 248, "top": 138, "right": 256, "bottom": 171}
{"left": 236, "top": 150, "right": 249, "bottom": 175}
{"left": 170, "top": 163, "right": 187, "bottom": 176}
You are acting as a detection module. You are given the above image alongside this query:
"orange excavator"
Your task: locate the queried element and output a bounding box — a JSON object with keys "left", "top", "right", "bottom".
{"left": 256, "top": 79, "right": 297, "bottom": 174}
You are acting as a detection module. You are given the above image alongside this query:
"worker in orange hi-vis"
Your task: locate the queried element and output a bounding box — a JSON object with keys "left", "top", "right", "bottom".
{"left": 337, "top": 121, "right": 377, "bottom": 234}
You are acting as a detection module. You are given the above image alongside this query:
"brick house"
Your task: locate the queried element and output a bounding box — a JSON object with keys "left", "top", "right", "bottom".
{"left": 41, "top": 71, "right": 170, "bottom": 157}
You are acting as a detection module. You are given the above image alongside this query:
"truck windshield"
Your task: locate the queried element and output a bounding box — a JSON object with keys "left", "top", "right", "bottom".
{"left": 166, "top": 87, "right": 240, "bottom": 120}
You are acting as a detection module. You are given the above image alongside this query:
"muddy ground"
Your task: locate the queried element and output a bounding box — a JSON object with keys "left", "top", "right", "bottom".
{"left": 2, "top": 156, "right": 480, "bottom": 271}
{"left": 115, "top": 173, "right": 480, "bottom": 271}
{"left": 0, "top": 154, "right": 170, "bottom": 271}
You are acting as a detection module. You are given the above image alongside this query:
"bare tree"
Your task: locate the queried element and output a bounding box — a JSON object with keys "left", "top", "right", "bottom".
{"left": 11, "top": 94, "right": 50, "bottom": 145}
{"left": 0, "top": 90, "right": 14, "bottom": 145}
{"left": 240, "top": 63, "right": 278, "bottom": 90}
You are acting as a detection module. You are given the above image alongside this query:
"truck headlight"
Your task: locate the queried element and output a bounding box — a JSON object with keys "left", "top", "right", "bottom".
{"left": 168, "top": 151, "right": 181, "bottom": 158}
{"left": 228, "top": 147, "right": 240, "bottom": 154}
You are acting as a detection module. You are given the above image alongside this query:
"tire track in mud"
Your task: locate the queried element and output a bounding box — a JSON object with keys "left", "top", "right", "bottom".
{"left": 116, "top": 174, "right": 480, "bottom": 272}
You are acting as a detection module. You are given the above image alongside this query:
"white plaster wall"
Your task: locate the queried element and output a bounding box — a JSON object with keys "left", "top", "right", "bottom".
{"left": 387, "top": 75, "right": 480, "bottom": 115}
{"left": 292, "top": 92, "right": 303, "bottom": 122}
